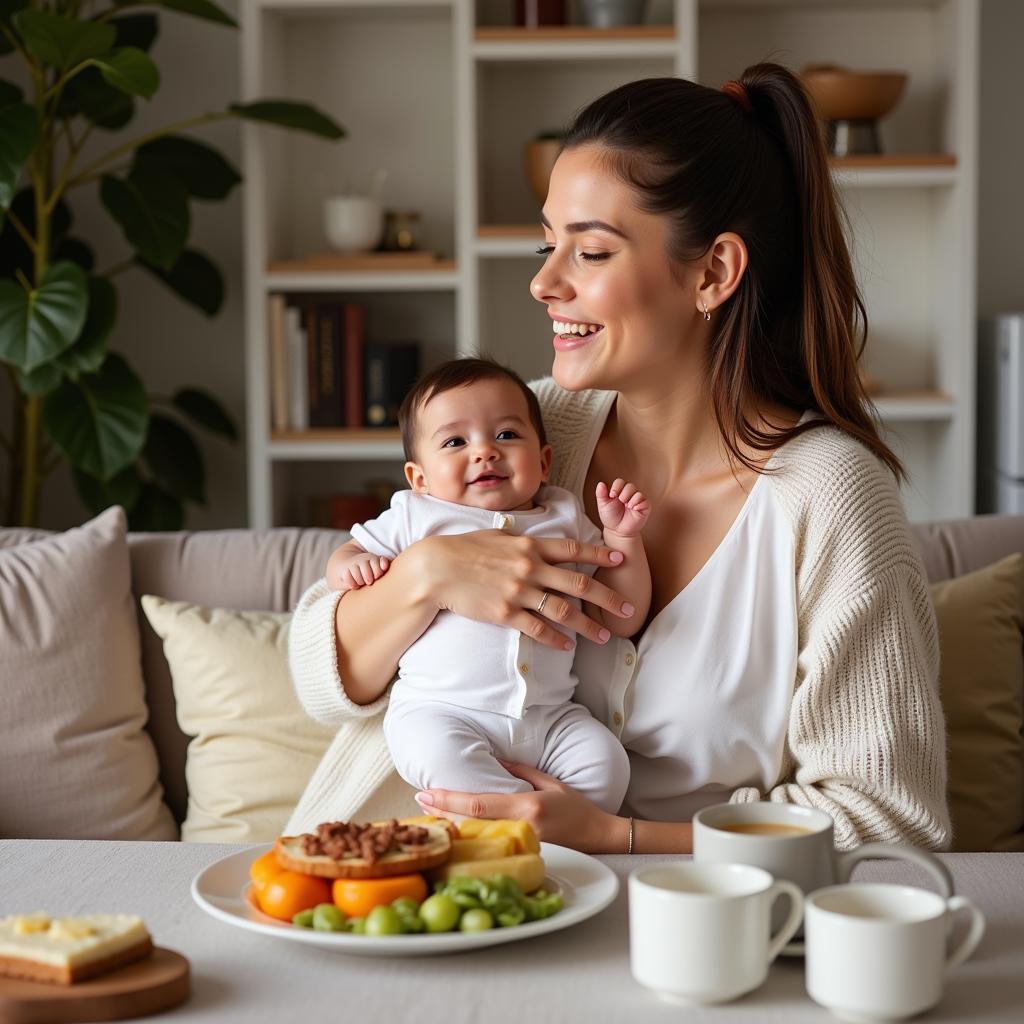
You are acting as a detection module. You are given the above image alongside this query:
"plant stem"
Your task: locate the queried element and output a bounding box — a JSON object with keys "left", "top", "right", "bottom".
{"left": 64, "top": 111, "right": 228, "bottom": 191}
{"left": 101, "top": 257, "right": 135, "bottom": 278}
{"left": 19, "top": 396, "right": 41, "bottom": 526}
{"left": 5, "top": 209, "right": 38, "bottom": 254}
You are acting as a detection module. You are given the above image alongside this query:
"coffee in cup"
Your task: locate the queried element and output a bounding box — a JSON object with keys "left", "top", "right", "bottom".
{"left": 692, "top": 802, "right": 954, "bottom": 954}
{"left": 804, "top": 883, "right": 985, "bottom": 1022}
{"left": 629, "top": 862, "right": 803, "bottom": 1005}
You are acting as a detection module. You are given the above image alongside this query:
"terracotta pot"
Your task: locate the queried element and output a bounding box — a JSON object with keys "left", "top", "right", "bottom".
{"left": 801, "top": 65, "right": 907, "bottom": 123}
{"left": 524, "top": 138, "right": 562, "bottom": 205}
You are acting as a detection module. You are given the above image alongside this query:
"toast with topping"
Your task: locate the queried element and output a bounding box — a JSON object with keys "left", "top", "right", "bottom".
{"left": 275, "top": 819, "right": 452, "bottom": 879}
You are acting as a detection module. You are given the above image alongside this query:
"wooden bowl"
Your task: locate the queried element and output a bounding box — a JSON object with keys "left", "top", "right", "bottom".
{"left": 801, "top": 65, "right": 907, "bottom": 122}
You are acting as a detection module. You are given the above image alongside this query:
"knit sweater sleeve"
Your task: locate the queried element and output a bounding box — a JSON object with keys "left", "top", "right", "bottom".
{"left": 731, "top": 428, "right": 951, "bottom": 851}
{"left": 287, "top": 577, "right": 389, "bottom": 725}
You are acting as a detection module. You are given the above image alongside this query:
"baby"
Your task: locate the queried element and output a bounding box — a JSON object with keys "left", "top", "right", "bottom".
{"left": 325, "top": 357, "right": 651, "bottom": 813}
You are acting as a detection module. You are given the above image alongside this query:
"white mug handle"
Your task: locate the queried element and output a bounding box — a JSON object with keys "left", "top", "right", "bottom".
{"left": 834, "top": 843, "right": 954, "bottom": 897}
{"left": 766, "top": 879, "right": 804, "bottom": 963}
{"left": 944, "top": 895, "right": 986, "bottom": 970}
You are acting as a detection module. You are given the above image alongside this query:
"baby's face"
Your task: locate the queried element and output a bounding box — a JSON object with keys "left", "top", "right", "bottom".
{"left": 404, "top": 378, "right": 552, "bottom": 512}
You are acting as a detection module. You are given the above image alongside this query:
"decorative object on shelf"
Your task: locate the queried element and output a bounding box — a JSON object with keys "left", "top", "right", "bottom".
{"left": 309, "top": 493, "right": 384, "bottom": 531}
{"left": 0, "top": 1, "right": 343, "bottom": 528}
{"left": 267, "top": 252, "right": 452, "bottom": 273}
{"left": 382, "top": 210, "right": 422, "bottom": 252}
{"left": 515, "top": 0, "right": 567, "bottom": 28}
{"left": 324, "top": 194, "right": 385, "bottom": 253}
{"left": 801, "top": 65, "right": 908, "bottom": 157}
{"left": 580, "top": 0, "right": 648, "bottom": 29}
{"left": 364, "top": 341, "right": 421, "bottom": 428}
{"left": 525, "top": 132, "right": 564, "bottom": 205}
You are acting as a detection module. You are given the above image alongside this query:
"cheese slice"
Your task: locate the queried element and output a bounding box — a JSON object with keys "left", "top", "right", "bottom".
{"left": 0, "top": 913, "right": 152, "bottom": 985}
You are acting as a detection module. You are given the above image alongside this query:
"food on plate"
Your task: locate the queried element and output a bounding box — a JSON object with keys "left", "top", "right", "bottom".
{"left": 265, "top": 816, "right": 559, "bottom": 936}
{"left": 0, "top": 913, "right": 153, "bottom": 985}
{"left": 289, "top": 874, "right": 563, "bottom": 936}
{"left": 331, "top": 873, "right": 429, "bottom": 918}
{"left": 275, "top": 819, "right": 452, "bottom": 879}
{"left": 429, "top": 852, "right": 546, "bottom": 895}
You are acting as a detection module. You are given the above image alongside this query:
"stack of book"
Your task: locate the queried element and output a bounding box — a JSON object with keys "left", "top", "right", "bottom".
{"left": 267, "top": 295, "right": 421, "bottom": 432}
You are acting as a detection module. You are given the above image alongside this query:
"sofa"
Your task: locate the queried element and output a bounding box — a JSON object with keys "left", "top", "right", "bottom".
{"left": 2, "top": 507, "right": 1022, "bottom": 851}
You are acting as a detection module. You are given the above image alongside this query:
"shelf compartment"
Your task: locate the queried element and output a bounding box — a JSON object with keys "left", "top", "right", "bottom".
{"left": 473, "top": 25, "right": 677, "bottom": 61}
{"left": 263, "top": 269, "right": 459, "bottom": 292}
{"left": 269, "top": 429, "right": 404, "bottom": 461}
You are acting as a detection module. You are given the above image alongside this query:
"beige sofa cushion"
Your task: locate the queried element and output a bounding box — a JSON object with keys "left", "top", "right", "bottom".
{"left": 0, "top": 507, "right": 177, "bottom": 840}
{"left": 141, "top": 595, "right": 337, "bottom": 842}
{"left": 931, "top": 553, "right": 1024, "bottom": 851}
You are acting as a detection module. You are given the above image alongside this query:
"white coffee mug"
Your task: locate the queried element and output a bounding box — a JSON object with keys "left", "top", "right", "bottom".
{"left": 323, "top": 195, "right": 383, "bottom": 252}
{"left": 692, "top": 802, "right": 954, "bottom": 954}
{"left": 804, "top": 883, "right": 985, "bottom": 1022}
{"left": 628, "top": 862, "right": 803, "bottom": 1005}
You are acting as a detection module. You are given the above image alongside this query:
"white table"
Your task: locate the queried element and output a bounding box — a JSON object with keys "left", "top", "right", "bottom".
{"left": 2, "top": 841, "right": 1022, "bottom": 1022}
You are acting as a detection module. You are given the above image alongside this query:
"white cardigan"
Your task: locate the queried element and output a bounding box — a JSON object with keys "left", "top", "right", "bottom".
{"left": 285, "top": 380, "right": 951, "bottom": 851}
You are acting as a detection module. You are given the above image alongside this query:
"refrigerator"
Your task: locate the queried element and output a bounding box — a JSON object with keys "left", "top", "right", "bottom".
{"left": 978, "top": 313, "right": 1024, "bottom": 514}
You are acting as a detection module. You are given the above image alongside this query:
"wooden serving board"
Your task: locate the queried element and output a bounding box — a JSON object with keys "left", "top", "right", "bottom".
{"left": 0, "top": 948, "right": 189, "bottom": 1023}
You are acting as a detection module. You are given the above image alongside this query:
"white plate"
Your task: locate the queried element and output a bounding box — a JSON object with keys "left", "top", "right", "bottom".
{"left": 190, "top": 842, "right": 619, "bottom": 957}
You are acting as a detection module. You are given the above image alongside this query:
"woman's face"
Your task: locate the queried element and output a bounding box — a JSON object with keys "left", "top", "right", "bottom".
{"left": 530, "top": 145, "right": 700, "bottom": 394}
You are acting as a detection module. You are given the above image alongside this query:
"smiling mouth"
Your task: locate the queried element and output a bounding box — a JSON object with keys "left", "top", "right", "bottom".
{"left": 470, "top": 473, "right": 507, "bottom": 486}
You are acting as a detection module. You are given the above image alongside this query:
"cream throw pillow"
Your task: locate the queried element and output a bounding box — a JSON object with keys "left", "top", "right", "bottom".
{"left": 0, "top": 507, "right": 176, "bottom": 840}
{"left": 141, "top": 595, "right": 337, "bottom": 842}
{"left": 931, "top": 553, "right": 1024, "bottom": 852}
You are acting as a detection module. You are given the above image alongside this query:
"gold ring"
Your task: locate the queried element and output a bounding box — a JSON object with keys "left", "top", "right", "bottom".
{"left": 536, "top": 592, "right": 550, "bottom": 615}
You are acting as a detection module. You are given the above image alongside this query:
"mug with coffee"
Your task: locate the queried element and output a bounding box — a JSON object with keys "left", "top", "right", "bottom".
{"left": 692, "top": 802, "right": 954, "bottom": 954}
{"left": 804, "top": 883, "right": 985, "bottom": 1022}
{"left": 629, "top": 862, "right": 804, "bottom": 1005}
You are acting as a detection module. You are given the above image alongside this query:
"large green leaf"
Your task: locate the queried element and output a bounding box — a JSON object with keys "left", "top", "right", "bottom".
{"left": 96, "top": 46, "right": 159, "bottom": 100}
{"left": 0, "top": 80, "right": 22, "bottom": 105}
{"left": 154, "top": 0, "right": 236, "bottom": 29}
{"left": 55, "top": 276, "right": 116, "bottom": 376}
{"left": 42, "top": 352, "right": 149, "bottom": 479}
{"left": 17, "top": 361, "right": 63, "bottom": 395}
{"left": 171, "top": 387, "right": 237, "bottom": 441}
{"left": 229, "top": 100, "right": 344, "bottom": 140}
{"left": 134, "top": 135, "right": 240, "bottom": 200}
{"left": 0, "top": 1, "right": 29, "bottom": 57}
{"left": 138, "top": 247, "right": 222, "bottom": 315}
{"left": 52, "top": 236, "right": 96, "bottom": 272}
{"left": 58, "top": 66, "right": 135, "bottom": 129}
{"left": 144, "top": 412, "right": 205, "bottom": 502}
{"left": 0, "top": 261, "right": 88, "bottom": 372}
{"left": 73, "top": 464, "right": 143, "bottom": 516}
{"left": 109, "top": 13, "right": 159, "bottom": 53}
{"left": 13, "top": 9, "right": 116, "bottom": 72}
{"left": 100, "top": 168, "right": 188, "bottom": 270}
{"left": 127, "top": 481, "right": 184, "bottom": 531}
{"left": 0, "top": 100, "right": 37, "bottom": 215}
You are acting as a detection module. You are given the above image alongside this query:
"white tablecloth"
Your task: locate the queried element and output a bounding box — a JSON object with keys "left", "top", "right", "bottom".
{"left": 1, "top": 842, "right": 1022, "bottom": 1022}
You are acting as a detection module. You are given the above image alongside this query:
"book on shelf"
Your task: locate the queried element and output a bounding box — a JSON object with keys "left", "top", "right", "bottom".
{"left": 308, "top": 493, "right": 385, "bottom": 531}
{"left": 268, "top": 296, "right": 422, "bottom": 434}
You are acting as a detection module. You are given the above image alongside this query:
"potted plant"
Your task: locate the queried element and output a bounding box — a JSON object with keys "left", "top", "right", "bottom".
{"left": 0, "top": 0, "right": 344, "bottom": 528}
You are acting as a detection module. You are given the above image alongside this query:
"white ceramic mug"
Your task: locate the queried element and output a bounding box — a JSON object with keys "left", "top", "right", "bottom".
{"left": 692, "top": 802, "right": 954, "bottom": 953}
{"left": 804, "top": 883, "right": 985, "bottom": 1022}
{"left": 628, "top": 862, "right": 803, "bottom": 1005}
{"left": 323, "top": 195, "right": 383, "bottom": 252}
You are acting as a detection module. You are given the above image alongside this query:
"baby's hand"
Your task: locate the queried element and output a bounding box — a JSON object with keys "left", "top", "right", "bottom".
{"left": 596, "top": 479, "right": 650, "bottom": 539}
{"left": 336, "top": 552, "right": 390, "bottom": 590}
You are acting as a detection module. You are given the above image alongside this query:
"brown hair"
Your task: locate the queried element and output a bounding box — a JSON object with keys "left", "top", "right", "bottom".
{"left": 399, "top": 357, "right": 548, "bottom": 462}
{"left": 560, "top": 64, "right": 904, "bottom": 481}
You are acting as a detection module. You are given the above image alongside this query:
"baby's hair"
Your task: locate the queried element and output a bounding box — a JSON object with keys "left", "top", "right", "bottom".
{"left": 398, "top": 356, "right": 548, "bottom": 462}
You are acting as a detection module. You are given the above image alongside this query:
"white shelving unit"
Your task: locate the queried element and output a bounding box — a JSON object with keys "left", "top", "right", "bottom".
{"left": 241, "top": 0, "right": 978, "bottom": 528}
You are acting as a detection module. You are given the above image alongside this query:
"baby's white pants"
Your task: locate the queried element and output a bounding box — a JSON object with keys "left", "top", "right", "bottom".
{"left": 383, "top": 695, "right": 630, "bottom": 815}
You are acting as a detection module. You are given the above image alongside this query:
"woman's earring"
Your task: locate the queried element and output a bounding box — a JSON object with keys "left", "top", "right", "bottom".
{"left": 701, "top": 299, "right": 711, "bottom": 322}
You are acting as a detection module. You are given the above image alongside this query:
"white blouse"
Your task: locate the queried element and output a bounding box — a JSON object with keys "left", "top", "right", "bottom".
{"left": 566, "top": 393, "right": 800, "bottom": 822}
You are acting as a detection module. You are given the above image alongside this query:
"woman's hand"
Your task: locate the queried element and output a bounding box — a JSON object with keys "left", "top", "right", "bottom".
{"left": 408, "top": 530, "right": 635, "bottom": 650}
{"left": 413, "top": 761, "right": 621, "bottom": 854}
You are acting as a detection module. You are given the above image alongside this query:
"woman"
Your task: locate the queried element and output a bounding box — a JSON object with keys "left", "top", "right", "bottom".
{"left": 287, "top": 64, "right": 950, "bottom": 853}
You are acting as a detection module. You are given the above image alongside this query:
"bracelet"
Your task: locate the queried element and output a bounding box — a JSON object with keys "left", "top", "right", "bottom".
{"left": 626, "top": 816, "right": 635, "bottom": 855}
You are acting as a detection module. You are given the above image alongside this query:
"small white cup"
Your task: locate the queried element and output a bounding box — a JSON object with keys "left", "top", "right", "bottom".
{"left": 628, "top": 862, "right": 803, "bottom": 1005}
{"left": 323, "top": 195, "right": 383, "bottom": 252}
{"left": 804, "top": 883, "right": 985, "bottom": 1023}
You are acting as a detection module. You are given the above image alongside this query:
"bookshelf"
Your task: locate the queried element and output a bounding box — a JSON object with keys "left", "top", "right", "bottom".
{"left": 241, "top": 0, "right": 979, "bottom": 528}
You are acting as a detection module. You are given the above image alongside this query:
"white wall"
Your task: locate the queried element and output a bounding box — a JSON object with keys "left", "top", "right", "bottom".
{"left": 3, "top": 0, "right": 1021, "bottom": 530}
